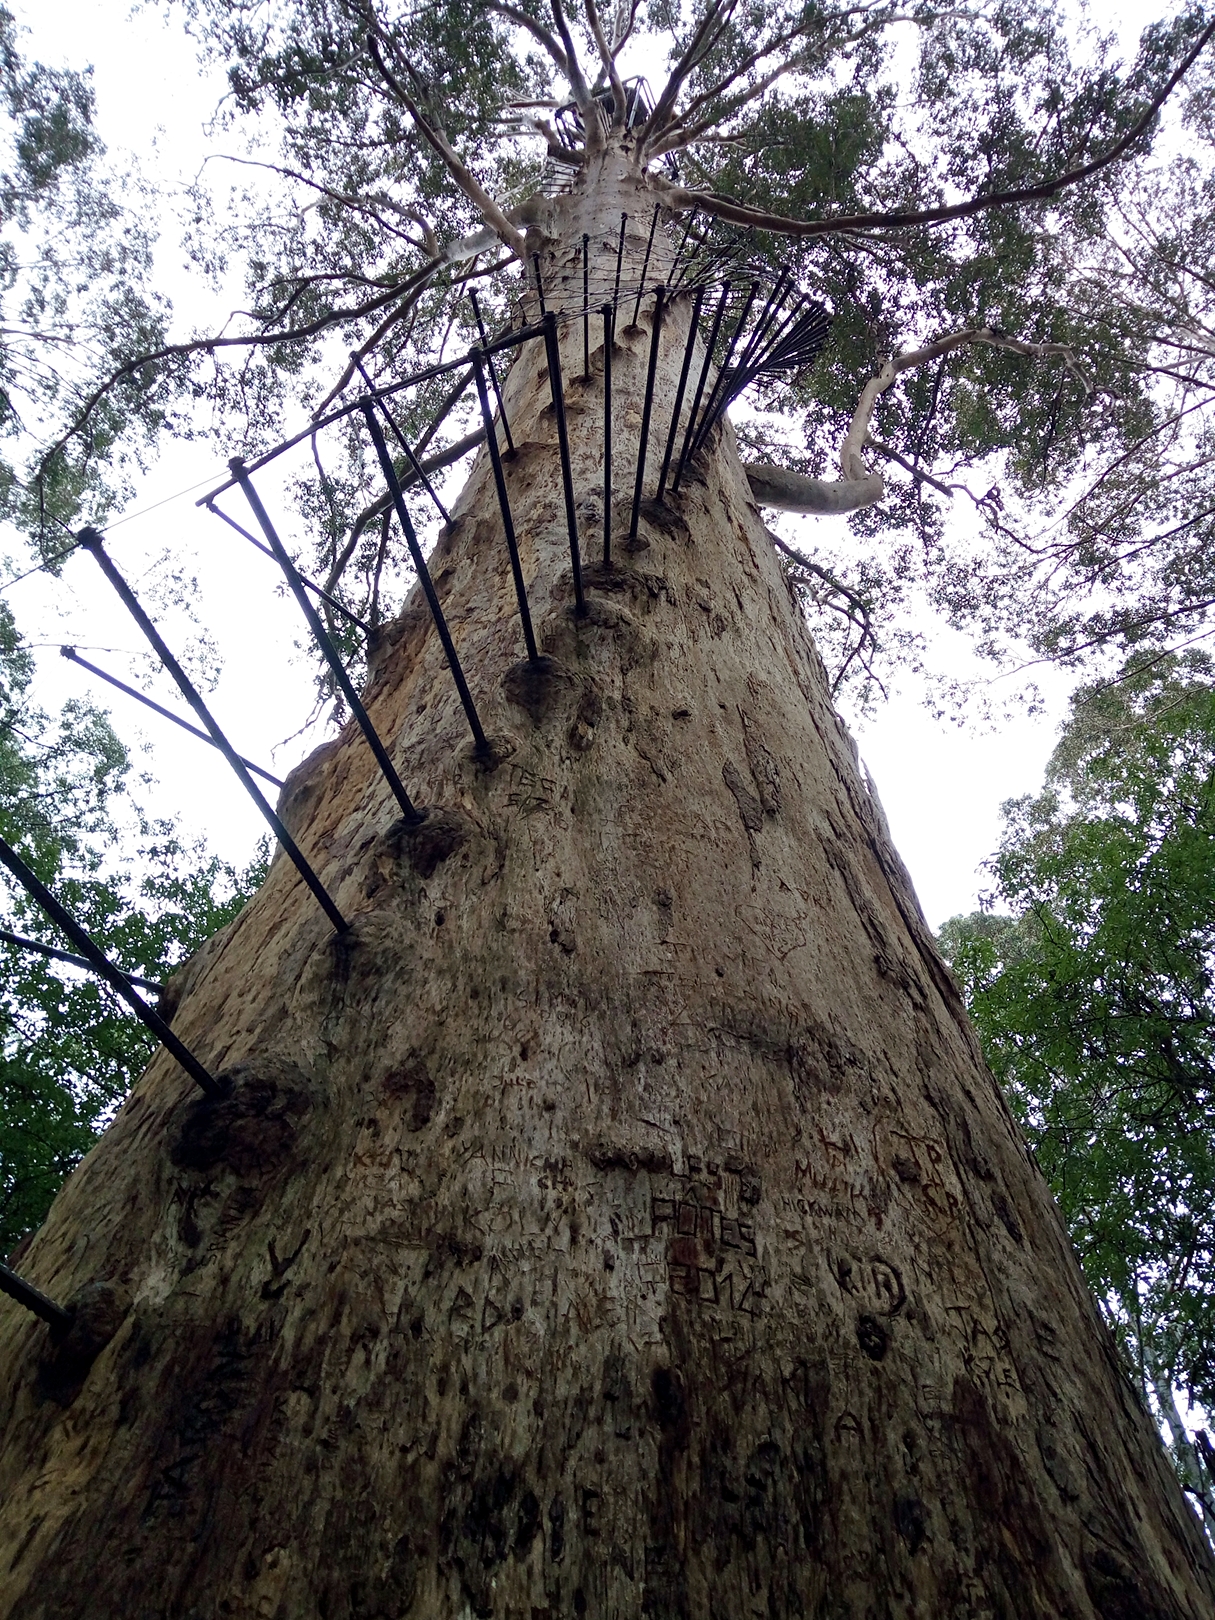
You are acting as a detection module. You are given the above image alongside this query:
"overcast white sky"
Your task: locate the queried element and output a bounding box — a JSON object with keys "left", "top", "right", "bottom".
{"left": 6, "top": 0, "right": 1145, "bottom": 927}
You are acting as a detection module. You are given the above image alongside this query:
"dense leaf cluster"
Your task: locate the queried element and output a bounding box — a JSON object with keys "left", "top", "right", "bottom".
{"left": 0, "top": 7, "right": 172, "bottom": 542}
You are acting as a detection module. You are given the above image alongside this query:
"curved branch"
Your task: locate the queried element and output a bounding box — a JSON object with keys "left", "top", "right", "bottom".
{"left": 746, "top": 323, "right": 1085, "bottom": 515}
{"left": 766, "top": 526, "right": 880, "bottom": 694}
{"left": 839, "top": 327, "right": 1088, "bottom": 482}
{"left": 548, "top": 0, "right": 594, "bottom": 113}
{"left": 651, "top": 19, "right": 1215, "bottom": 237}
{"left": 311, "top": 276, "right": 438, "bottom": 419}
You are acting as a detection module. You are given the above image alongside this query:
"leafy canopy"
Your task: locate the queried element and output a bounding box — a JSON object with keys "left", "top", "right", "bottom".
{"left": 0, "top": 7, "right": 171, "bottom": 546}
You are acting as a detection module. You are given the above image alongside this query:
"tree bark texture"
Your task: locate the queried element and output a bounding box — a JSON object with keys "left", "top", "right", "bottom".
{"left": 2, "top": 170, "right": 1214, "bottom": 1619}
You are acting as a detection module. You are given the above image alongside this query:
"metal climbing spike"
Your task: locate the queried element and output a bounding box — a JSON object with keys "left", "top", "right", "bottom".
{"left": 361, "top": 404, "right": 489, "bottom": 757}
{"left": 470, "top": 348, "right": 539, "bottom": 661}
{"left": 628, "top": 286, "right": 667, "bottom": 551}
{"left": 61, "top": 646, "right": 282, "bottom": 788}
{"left": 542, "top": 312, "right": 585, "bottom": 614}
{"left": 79, "top": 529, "right": 350, "bottom": 936}
{"left": 0, "top": 832, "right": 223, "bottom": 1097}
{"left": 230, "top": 463, "right": 425, "bottom": 828}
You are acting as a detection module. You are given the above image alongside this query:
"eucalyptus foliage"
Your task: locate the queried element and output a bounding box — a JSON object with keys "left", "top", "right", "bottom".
{"left": 939, "top": 654, "right": 1215, "bottom": 1517}
{"left": 0, "top": 602, "right": 266, "bottom": 1253}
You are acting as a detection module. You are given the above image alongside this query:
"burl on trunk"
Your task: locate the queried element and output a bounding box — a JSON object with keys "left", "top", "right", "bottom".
{"left": 1, "top": 202, "right": 1213, "bottom": 1619}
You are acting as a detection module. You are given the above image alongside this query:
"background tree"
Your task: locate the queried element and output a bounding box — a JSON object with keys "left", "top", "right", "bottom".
{"left": 0, "top": 5, "right": 171, "bottom": 541}
{"left": 0, "top": 598, "right": 266, "bottom": 1251}
{"left": 940, "top": 652, "right": 1215, "bottom": 1527}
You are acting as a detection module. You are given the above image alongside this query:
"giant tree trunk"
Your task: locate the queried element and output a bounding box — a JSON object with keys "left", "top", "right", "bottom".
{"left": 2, "top": 161, "right": 1214, "bottom": 1618}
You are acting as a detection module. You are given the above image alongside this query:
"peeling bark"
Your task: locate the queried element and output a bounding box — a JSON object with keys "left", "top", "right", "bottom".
{"left": 1, "top": 173, "right": 1213, "bottom": 1619}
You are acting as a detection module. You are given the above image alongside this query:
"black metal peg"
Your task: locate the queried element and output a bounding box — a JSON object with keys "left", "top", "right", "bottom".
{"left": 542, "top": 312, "right": 585, "bottom": 614}
{"left": 631, "top": 205, "right": 661, "bottom": 327}
{"left": 0, "top": 926, "right": 163, "bottom": 992}
{"left": 628, "top": 286, "right": 667, "bottom": 551}
{"left": 468, "top": 289, "right": 515, "bottom": 456}
{"left": 602, "top": 304, "right": 613, "bottom": 565}
{"left": 361, "top": 404, "right": 489, "bottom": 756}
{"left": 470, "top": 349, "right": 538, "bottom": 661}
{"left": 0, "top": 833, "right": 222, "bottom": 1097}
{"left": 582, "top": 234, "right": 590, "bottom": 378}
{"left": 532, "top": 253, "right": 547, "bottom": 315}
{"left": 612, "top": 212, "right": 627, "bottom": 330}
{"left": 657, "top": 284, "right": 706, "bottom": 503}
{"left": 230, "top": 463, "right": 425, "bottom": 828}
{"left": 0, "top": 1261, "right": 71, "bottom": 1329}
{"left": 79, "top": 529, "right": 350, "bottom": 935}
{"left": 692, "top": 279, "right": 760, "bottom": 457}
{"left": 205, "top": 503, "right": 370, "bottom": 633}
{"left": 352, "top": 358, "right": 450, "bottom": 527}
{"left": 674, "top": 280, "right": 732, "bottom": 491}
{"left": 61, "top": 647, "right": 282, "bottom": 788}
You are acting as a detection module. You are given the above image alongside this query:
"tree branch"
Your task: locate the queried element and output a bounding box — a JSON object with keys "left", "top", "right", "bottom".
{"left": 365, "top": 30, "right": 526, "bottom": 256}
{"left": 584, "top": 0, "right": 626, "bottom": 125}
{"left": 744, "top": 461, "right": 885, "bottom": 514}
{"left": 548, "top": 0, "right": 594, "bottom": 113}
{"left": 746, "top": 324, "right": 1085, "bottom": 515}
{"left": 637, "top": 0, "right": 735, "bottom": 149}
{"left": 767, "top": 525, "right": 880, "bottom": 693}
{"left": 487, "top": 2, "right": 572, "bottom": 79}
{"left": 651, "top": 18, "right": 1215, "bottom": 237}
{"left": 840, "top": 327, "right": 1088, "bottom": 481}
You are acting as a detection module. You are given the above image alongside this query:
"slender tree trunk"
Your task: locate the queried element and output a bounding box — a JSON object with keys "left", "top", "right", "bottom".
{"left": 2, "top": 159, "right": 1213, "bottom": 1618}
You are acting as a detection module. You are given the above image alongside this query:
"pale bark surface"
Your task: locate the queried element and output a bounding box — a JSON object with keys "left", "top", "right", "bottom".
{"left": 2, "top": 171, "right": 1214, "bottom": 1619}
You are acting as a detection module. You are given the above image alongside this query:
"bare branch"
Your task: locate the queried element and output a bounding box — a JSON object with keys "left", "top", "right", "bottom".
{"left": 548, "top": 0, "right": 594, "bottom": 113}
{"left": 840, "top": 327, "right": 1088, "bottom": 481}
{"left": 638, "top": 0, "right": 735, "bottom": 150}
{"left": 610, "top": 0, "right": 641, "bottom": 54}
{"left": 651, "top": 18, "right": 1215, "bottom": 238}
{"left": 207, "top": 154, "right": 434, "bottom": 247}
{"left": 868, "top": 437, "right": 962, "bottom": 499}
{"left": 584, "top": 0, "right": 626, "bottom": 124}
{"left": 311, "top": 276, "right": 437, "bottom": 419}
{"left": 748, "top": 323, "right": 1086, "bottom": 519}
{"left": 744, "top": 461, "right": 885, "bottom": 514}
{"left": 766, "top": 526, "right": 881, "bottom": 694}
{"left": 487, "top": 2, "right": 572, "bottom": 78}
